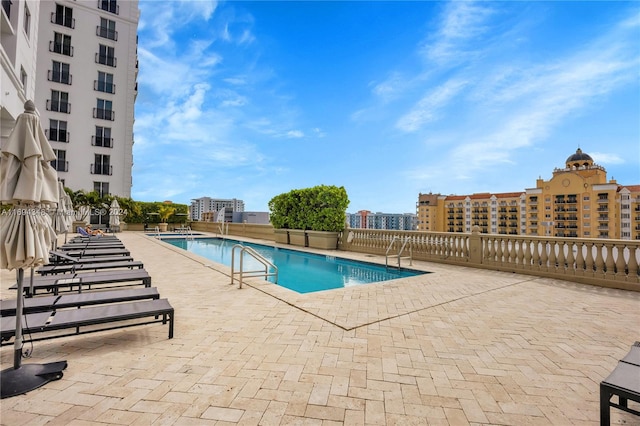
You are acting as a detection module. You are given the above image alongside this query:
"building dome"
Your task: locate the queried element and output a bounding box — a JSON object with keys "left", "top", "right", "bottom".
{"left": 566, "top": 148, "right": 593, "bottom": 168}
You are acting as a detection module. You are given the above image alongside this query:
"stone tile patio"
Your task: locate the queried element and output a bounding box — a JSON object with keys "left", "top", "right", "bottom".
{"left": 1, "top": 232, "right": 638, "bottom": 425}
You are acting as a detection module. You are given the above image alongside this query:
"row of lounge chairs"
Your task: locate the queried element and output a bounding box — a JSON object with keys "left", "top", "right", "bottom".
{"left": 1, "top": 234, "right": 174, "bottom": 345}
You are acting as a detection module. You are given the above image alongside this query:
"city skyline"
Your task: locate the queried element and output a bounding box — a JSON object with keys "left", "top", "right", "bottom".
{"left": 132, "top": 1, "right": 639, "bottom": 213}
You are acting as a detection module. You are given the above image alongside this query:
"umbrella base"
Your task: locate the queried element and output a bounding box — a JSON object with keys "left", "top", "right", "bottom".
{"left": 0, "top": 361, "right": 67, "bottom": 399}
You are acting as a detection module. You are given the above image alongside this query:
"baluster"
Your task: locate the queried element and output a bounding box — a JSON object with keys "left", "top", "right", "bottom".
{"left": 496, "top": 237, "right": 504, "bottom": 265}
{"left": 604, "top": 242, "right": 616, "bottom": 277}
{"left": 575, "top": 241, "right": 586, "bottom": 276}
{"left": 594, "top": 243, "right": 605, "bottom": 277}
{"left": 540, "top": 239, "right": 549, "bottom": 271}
{"left": 508, "top": 238, "right": 516, "bottom": 265}
{"left": 516, "top": 240, "right": 525, "bottom": 268}
{"left": 556, "top": 241, "right": 566, "bottom": 272}
{"left": 627, "top": 245, "right": 639, "bottom": 280}
{"left": 615, "top": 243, "right": 627, "bottom": 279}
{"left": 584, "top": 242, "right": 595, "bottom": 276}
{"left": 548, "top": 240, "right": 558, "bottom": 271}
{"left": 531, "top": 240, "right": 540, "bottom": 270}
{"left": 523, "top": 239, "right": 532, "bottom": 269}
{"left": 565, "top": 242, "right": 575, "bottom": 275}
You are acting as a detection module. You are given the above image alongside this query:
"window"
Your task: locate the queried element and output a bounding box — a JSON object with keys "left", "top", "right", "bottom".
{"left": 48, "top": 90, "right": 70, "bottom": 113}
{"left": 20, "top": 67, "right": 27, "bottom": 92}
{"left": 92, "top": 154, "right": 111, "bottom": 175}
{"left": 48, "top": 119, "right": 68, "bottom": 142}
{"left": 53, "top": 4, "right": 74, "bottom": 28}
{"left": 94, "top": 182, "right": 110, "bottom": 198}
{"left": 97, "top": 18, "right": 117, "bottom": 40}
{"left": 99, "top": 0, "right": 119, "bottom": 15}
{"left": 23, "top": 5, "right": 30, "bottom": 37}
{"left": 94, "top": 126, "right": 112, "bottom": 147}
{"left": 94, "top": 99, "right": 114, "bottom": 120}
{"left": 95, "top": 71, "right": 115, "bottom": 94}
{"left": 51, "top": 32, "right": 72, "bottom": 56}
{"left": 97, "top": 44, "right": 116, "bottom": 67}
{"left": 49, "top": 61, "right": 71, "bottom": 84}
{"left": 51, "top": 150, "right": 67, "bottom": 172}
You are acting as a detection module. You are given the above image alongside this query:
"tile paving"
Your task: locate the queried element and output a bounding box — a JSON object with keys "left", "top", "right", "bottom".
{"left": 1, "top": 232, "right": 638, "bottom": 425}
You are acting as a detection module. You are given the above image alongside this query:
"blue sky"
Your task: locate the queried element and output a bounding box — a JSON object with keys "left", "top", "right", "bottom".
{"left": 133, "top": 1, "right": 640, "bottom": 213}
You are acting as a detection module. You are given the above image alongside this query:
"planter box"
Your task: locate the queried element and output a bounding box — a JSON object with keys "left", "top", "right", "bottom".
{"left": 288, "top": 229, "right": 307, "bottom": 247}
{"left": 273, "top": 229, "right": 289, "bottom": 244}
{"left": 306, "top": 230, "right": 339, "bottom": 250}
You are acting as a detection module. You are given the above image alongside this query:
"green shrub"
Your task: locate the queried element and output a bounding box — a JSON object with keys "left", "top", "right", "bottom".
{"left": 268, "top": 185, "right": 349, "bottom": 232}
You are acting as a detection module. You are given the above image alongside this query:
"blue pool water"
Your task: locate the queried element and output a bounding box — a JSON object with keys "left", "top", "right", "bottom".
{"left": 163, "top": 238, "right": 427, "bottom": 294}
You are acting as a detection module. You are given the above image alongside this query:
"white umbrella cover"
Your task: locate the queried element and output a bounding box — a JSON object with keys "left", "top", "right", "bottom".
{"left": 0, "top": 100, "right": 67, "bottom": 399}
{"left": 109, "top": 198, "right": 121, "bottom": 231}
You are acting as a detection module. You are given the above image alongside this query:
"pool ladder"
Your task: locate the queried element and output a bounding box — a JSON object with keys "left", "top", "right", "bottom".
{"left": 385, "top": 236, "right": 412, "bottom": 269}
{"left": 231, "top": 244, "right": 278, "bottom": 289}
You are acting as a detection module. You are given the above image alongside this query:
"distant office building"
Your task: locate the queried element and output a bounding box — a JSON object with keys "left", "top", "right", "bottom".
{"left": 346, "top": 210, "right": 417, "bottom": 230}
{"left": 34, "top": 0, "right": 139, "bottom": 198}
{"left": 190, "top": 197, "right": 245, "bottom": 221}
{"left": 416, "top": 148, "right": 640, "bottom": 239}
{"left": 232, "top": 211, "right": 270, "bottom": 224}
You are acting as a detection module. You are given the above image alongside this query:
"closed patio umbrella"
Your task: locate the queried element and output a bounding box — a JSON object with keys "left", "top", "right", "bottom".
{"left": 109, "top": 198, "right": 121, "bottom": 232}
{"left": 0, "top": 100, "right": 67, "bottom": 399}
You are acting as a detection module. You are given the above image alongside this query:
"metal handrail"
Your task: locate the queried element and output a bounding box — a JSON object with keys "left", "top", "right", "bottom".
{"left": 230, "top": 244, "right": 278, "bottom": 289}
{"left": 385, "top": 236, "right": 412, "bottom": 269}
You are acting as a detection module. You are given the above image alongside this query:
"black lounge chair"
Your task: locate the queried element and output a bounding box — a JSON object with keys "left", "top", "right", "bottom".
{"left": 37, "top": 260, "right": 144, "bottom": 275}
{"left": 1, "top": 287, "right": 160, "bottom": 316}
{"left": 50, "top": 254, "right": 134, "bottom": 264}
{"left": 0, "top": 299, "right": 174, "bottom": 344}
{"left": 57, "top": 248, "right": 131, "bottom": 257}
{"left": 11, "top": 269, "right": 152, "bottom": 296}
{"left": 600, "top": 342, "right": 640, "bottom": 425}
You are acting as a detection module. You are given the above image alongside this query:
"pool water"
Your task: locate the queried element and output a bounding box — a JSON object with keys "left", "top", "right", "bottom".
{"left": 163, "top": 238, "right": 427, "bottom": 294}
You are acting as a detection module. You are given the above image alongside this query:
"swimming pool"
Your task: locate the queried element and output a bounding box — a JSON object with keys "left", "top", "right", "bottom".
{"left": 163, "top": 238, "right": 427, "bottom": 294}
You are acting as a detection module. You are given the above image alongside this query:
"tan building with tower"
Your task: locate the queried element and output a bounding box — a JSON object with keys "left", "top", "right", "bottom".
{"left": 417, "top": 148, "right": 640, "bottom": 240}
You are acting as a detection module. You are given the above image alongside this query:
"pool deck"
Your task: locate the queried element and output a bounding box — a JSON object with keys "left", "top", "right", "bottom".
{"left": 1, "top": 231, "right": 638, "bottom": 425}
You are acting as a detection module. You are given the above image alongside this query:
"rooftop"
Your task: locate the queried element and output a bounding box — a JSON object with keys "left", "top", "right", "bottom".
{"left": 1, "top": 232, "right": 638, "bottom": 424}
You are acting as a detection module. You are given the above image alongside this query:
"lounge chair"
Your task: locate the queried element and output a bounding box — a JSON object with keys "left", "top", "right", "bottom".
{"left": 57, "top": 248, "right": 131, "bottom": 257}
{"left": 1, "top": 287, "right": 160, "bottom": 316}
{"left": 11, "top": 269, "right": 152, "bottom": 296}
{"left": 0, "top": 299, "right": 174, "bottom": 344}
{"left": 36, "top": 260, "right": 144, "bottom": 275}
{"left": 50, "top": 254, "right": 134, "bottom": 264}
{"left": 600, "top": 342, "right": 640, "bottom": 425}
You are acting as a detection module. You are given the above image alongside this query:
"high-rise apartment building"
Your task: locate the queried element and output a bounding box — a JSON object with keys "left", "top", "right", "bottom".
{"left": 1, "top": 0, "right": 41, "bottom": 134}
{"left": 417, "top": 148, "right": 640, "bottom": 240}
{"left": 190, "top": 197, "right": 245, "bottom": 221}
{"left": 34, "top": 0, "right": 139, "bottom": 198}
{"left": 346, "top": 210, "right": 417, "bottom": 230}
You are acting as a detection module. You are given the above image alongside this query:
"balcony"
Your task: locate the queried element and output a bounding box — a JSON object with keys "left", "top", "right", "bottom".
{"left": 93, "top": 108, "right": 115, "bottom": 121}
{"left": 50, "top": 160, "right": 68, "bottom": 172}
{"left": 95, "top": 53, "right": 117, "bottom": 67}
{"left": 46, "top": 99, "right": 70, "bottom": 113}
{"left": 48, "top": 70, "right": 72, "bottom": 85}
{"left": 51, "top": 12, "right": 74, "bottom": 28}
{"left": 91, "top": 136, "right": 113, "bottom": 148}
{"left": 98, "top": 0, "right": 119, "bottom": 15}
{"left": 49, "top": 40, "right": 73, "bottom": 56}
{"left": 94, "top": 80, "right": 116, "bottom": 94}
{"left": 45, "top": 129, "right": 69, "bottom": 143}
{"left": 96, "top": 25, "right": 118, "bottom": 41}
{"left": 90, "top": 164, "right": 112, "bottom": 175}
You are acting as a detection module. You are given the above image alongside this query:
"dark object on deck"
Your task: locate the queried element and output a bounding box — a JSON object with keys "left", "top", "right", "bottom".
{"left": 600, "top": 342, "right": 640, "bottom": 425}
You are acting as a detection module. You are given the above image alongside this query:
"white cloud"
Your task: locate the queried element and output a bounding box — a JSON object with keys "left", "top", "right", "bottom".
{"left": 396, "top": 79, "right": 468, "bottom": 132}
{"left": 286, "top": 130, "right": 304, "bottom": 138}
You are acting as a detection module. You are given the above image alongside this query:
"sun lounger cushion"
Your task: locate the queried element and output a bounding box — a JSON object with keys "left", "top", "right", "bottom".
{"left": 37, "top": 260, "right": 144, "bottom": 275}
{"left": 0, "top": 287, "right": 160, "bottom": 316}
{"left": 1, "top": 299, "right": 174, "bottom": 343}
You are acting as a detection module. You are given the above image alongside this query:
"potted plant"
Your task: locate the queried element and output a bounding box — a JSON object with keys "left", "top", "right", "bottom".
{"left": 268, "top": 185, "right": 349, "bottom": 249}
{"left": 157, "top": 204, "right": 176, "bottom": 232}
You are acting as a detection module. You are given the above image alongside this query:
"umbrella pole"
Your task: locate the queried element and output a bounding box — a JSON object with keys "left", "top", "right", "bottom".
{"left": 13, "top": 268, "right": 25, "bottom": 369}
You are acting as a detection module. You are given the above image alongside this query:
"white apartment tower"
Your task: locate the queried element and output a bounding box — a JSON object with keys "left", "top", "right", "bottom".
{"left": 1, "top": 0, "right": 41, "bottom": 133}
{"left": 35, "top": 0, "right": 139, "bottom": 198}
